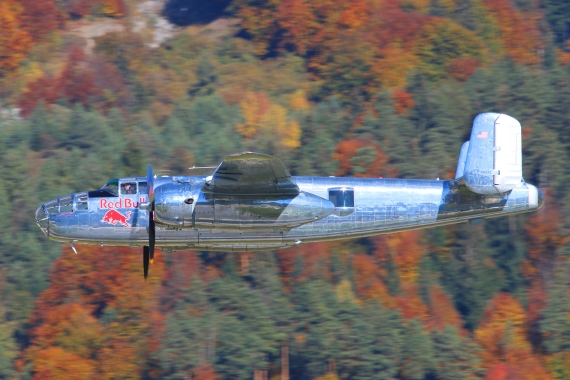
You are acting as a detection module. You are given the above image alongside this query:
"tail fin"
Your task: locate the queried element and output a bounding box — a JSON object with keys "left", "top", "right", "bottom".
{"left": 457, "top": 113, "right": 522, "bottom": 194}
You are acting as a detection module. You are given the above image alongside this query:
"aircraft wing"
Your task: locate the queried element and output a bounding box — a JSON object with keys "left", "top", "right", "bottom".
{"left": 205, "top": 152, "right": 299, "bottom": 195}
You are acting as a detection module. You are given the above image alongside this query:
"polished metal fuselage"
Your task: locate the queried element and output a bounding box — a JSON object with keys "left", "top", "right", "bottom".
{"left": 36, "top": 175, "right": 543, "bottom": 252}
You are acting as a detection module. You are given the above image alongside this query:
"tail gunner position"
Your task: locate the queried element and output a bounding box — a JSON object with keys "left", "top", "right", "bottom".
{"left": 36, "top": 113, "right": 544, "bottom": 278}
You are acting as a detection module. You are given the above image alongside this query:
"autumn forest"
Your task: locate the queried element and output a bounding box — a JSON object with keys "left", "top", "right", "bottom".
{"left": 1, "top": 0, "right": 570, "bottom": 379}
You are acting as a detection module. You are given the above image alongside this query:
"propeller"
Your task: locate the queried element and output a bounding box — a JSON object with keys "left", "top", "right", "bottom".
{"left": 141, "top": 164, "right": 156, "bottom": 280}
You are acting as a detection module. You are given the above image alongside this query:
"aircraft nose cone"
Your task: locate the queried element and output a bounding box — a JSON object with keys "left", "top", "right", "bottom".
{"left": 35, "top": 204, "right": 49, "bottom": 235}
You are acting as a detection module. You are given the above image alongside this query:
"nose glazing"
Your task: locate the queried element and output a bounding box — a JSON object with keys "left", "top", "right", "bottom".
{"left": 35, "top": 204, "right": 49, "bottom": 235}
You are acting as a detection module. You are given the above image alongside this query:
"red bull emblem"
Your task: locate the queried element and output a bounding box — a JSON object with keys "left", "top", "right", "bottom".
{"left": 101, "top": 210, "right": 132, "bottom": 227}
{"left": 100, "top": 197, "right": 146, "bottom": 209}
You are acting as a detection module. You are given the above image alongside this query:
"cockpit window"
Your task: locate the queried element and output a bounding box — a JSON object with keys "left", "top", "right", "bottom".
{"left": 138, "top": 182, "right": 148, "bottom": 194}
{"left": 121, "top": 182, "right": 137, "bottom": 195}
{"left": 101, "top": 179, "right": 119, "bottom": 196}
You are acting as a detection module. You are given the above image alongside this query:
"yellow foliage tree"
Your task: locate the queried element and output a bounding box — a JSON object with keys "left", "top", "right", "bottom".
{"left": 314, "top": 373, "right": 340, "bottom": 380}
{"left": 289, "top": 89, "right": 310, "bottom": 111}
{"left": 414, "top": 18, "right": 487, "bottom": 79}
{"left": 237, "top": 91, "right": 301, "bottom": 150}
{"left": 236, "top": 91, "right": 269, "bottom": 138}
{"left": 0, "top": 0, "right": 33, "bottom": 77}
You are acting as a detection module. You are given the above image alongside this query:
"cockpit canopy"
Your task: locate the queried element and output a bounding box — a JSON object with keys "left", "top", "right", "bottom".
{"left": 90, "top": 179, "right": 148, "bottom": 198}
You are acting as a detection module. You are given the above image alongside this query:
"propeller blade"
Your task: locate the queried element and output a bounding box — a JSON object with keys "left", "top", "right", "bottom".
{"left": 147, "top": 164, "right": 154, "bottom": 204}
{"left": 147, "top": 164, "right": 156, "bottom": 266}
{"left": 143, "top": 245, "right": 149, "bottom": 279}
{"left": 149, "top": 218, "right": 155, "bottom": 263}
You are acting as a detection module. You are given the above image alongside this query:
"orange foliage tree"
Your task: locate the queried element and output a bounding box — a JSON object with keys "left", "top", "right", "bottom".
{"left": 333, "top": 138, "right": 391, "bottom": 178}
{"left": 236, "top": 0, "right": 494, "bottom": 97}
{"left": 475, "top": 292, "right": 552, "bottom": 380}
{"left": 23, "top": 245, "right": 164, "bottom": 379}
{"left": 102, "top": 0, "right": 127, "bottom": 18}
{"left": 370, "top": 231, "right": 432, "bottom": 322}
{"left": 0, "top": 0, "right": 33, "bottom": 77}
{"left": 523, "top": 190, "right": 567, "bottom": 283}
{"left": 351, "top": 253, "right": 394, "bottom": 307}
{"left": 481, "top": 0, "right": 542, "bottom": 65}
{"left": 426, "top": 285, "right": 464, "bottom": 332}
{"left": 31, "top": 346, "right": 96, "bottom": 380}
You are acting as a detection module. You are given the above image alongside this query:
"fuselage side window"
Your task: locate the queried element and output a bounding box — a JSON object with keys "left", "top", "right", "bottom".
{"left": 329, "top": 188, "right": 355, "bottom": 208}
{"left": 120, "top": 182, "right": 138, "bottom": 195}
{"left": 138, "top": 182, "right": 148, "bottom": 194}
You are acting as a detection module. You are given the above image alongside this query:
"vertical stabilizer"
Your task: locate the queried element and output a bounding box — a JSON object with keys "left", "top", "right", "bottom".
{"left": 463, "top": 113, "right": 522, "bottom": 194}
{"left": 455, "top": 141, "right": 470, "bottom": 179}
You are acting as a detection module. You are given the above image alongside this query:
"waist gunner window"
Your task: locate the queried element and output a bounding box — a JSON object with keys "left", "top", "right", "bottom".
{"left": 328, "top": 187, "right": 355, "bottom": 216}
{"left": 329, "top": 188, "right": 355, "bottom": 207}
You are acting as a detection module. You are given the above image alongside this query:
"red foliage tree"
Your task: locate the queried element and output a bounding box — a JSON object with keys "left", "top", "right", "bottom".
{"left": 193, "top": 364, "right": 220, "bottom": 380}
{"left": 57, "top": 46, "right": 100, "bottom": 107}
{"left": 485, "top": 362, "right": 519, "bottom": 380}
{"left": 18, "top": 46, "right": 130, "bottom": 116}
{"left": 18, "top": 75, "right": 59, "bottom": 117}
{"left": 447, "top": 57, "right": 481, "bottom": 81}
{"left": 333, "top": 138, "right": 392, "bottom": 178}
{"left": 18, "top": 0, "right": 65, "bottom": 43}
{"left": 391, "top": 89, "right": 415, "bottom": 115}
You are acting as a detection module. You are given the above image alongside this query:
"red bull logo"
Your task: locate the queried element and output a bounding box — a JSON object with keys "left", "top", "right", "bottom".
{"left": 99, "top": 197, "right": 146, "bottom": 209}
{"left": 101, "top": 210, "right": 132, "bottom": 227}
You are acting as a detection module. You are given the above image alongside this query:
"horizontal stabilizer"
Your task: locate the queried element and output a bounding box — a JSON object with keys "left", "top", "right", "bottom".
{"left": 462, "top": 113, "right": 522, "bottom": 194}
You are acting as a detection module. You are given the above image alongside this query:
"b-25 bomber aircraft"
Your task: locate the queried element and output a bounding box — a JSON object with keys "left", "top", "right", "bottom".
{"left": 36, "top": 113, "right": 544, "bottom": 278}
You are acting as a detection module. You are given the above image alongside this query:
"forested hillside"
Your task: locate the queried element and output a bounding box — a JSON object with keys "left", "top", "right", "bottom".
{"left": 1, "top": 0, "right": 570, "bottom": 379}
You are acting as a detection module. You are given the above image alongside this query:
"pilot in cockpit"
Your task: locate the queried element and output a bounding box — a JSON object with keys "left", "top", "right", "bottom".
{"left": 122, "top": 183, "right": 136, "bottom": 195}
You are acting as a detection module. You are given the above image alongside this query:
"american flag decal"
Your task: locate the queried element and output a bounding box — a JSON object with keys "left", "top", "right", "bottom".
{"left": 477, "top": 131, "right": 488, "bottom": 139}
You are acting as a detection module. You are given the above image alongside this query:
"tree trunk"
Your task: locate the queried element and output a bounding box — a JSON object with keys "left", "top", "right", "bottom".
{"left": 281, "top": 344, "right": 289, "bottom": 380}
{"left": 254, "top": 369, "right": 267, "bottom": 380}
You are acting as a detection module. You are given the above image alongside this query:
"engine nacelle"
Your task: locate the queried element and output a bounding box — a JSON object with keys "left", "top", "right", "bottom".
{"left": 153, "top": 182, "right": 195, "bottom": 226}
{"left": 153, "top": 182, "right": 334, "bottom": 229}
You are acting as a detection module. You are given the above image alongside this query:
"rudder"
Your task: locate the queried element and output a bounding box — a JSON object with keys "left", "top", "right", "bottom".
{"left": 461, "top": 113, "right": 522, "bottom": 194}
